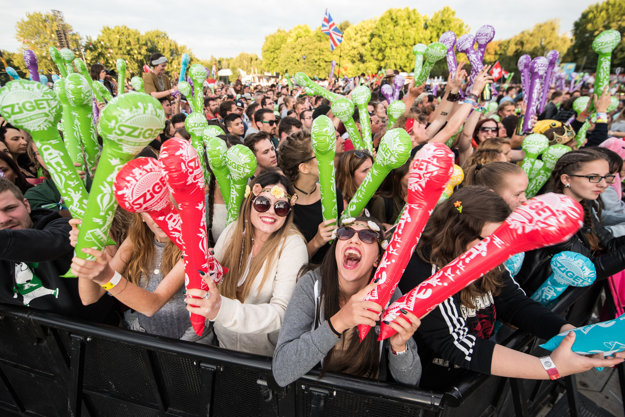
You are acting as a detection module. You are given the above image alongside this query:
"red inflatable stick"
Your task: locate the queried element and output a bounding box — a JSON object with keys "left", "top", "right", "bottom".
{"left": 159, "top": 137, "right": 226, "bottom": 336}
{"left": 114, "top": 157, "right": 184, "bottom": 249}
{"left": 378, "top": 193, "right": 584, "bottom": 341}
{"left": 358, "top": 143, "right": 454, "bottom": 341}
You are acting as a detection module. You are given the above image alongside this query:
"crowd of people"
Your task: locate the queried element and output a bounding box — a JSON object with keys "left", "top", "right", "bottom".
{"left": 1, "top": 48, "right": 625, "bottom": 394}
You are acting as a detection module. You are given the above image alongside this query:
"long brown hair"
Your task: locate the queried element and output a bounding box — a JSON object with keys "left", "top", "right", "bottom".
{"left": 121, "top": 213, "right": 181, "bottom": 286}
{"left": 319, "top": 216, "right": 384, "bottom": 378}
{"left": 219, "top": 172, "right": 301, "bottom": 302}
{"left": 417, "top": 186, "right": 511, "bottom": 309}
{"left": 464, "top": 161, "right": 524, "bottom": 193}
{"left": 336, "top": 150, "right": 374, "bottom": 201}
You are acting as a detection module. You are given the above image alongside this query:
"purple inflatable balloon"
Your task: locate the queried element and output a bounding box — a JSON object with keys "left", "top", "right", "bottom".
{"left": 381, "top": 84, "right": 393, "bottom": 104}
{"left": 329, "top": 60, "right": 336, "bottom": 82}
{"left": 518, "top": 55, "right": 532, "bottom": 100}
{"left": 538, "top": 50, "right": 559, "bottom": 114}
{"left": 475, "top": 25, "right": 495, "bottom": 62}
{"left": 456, "top": 34, "right": 482, "bottom": 92}
{"left": 392, "top": 75, "right": 405, "bottom": 101}
{"left": 23, "top": 50, "right": 40, "bottom": 83}
{"left": 439, "top": 31, "right": 457, "bottom": 75}
{"left": 523, "top": 57, "right": 549, "bottom": 133}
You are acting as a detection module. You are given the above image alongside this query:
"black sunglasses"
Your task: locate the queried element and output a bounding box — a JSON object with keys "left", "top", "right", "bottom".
{"left": 252, "top": 195, "right": 291, "bottom": 217}
{"left": 480, "top": 126, "right": 498, "bottom": 132}
{"left": 336, "top": 226, "right": 380, "bottom": 244}
{"left": 261, "top": 120, "right": 276, "bottom": 126}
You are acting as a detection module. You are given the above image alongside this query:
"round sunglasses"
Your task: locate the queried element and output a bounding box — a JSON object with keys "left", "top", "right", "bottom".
{"left": 252, "top": 195, "right": 291, "bottom": 217}
{"left": 336, "top": 226, "right": 380, "bottom": 244}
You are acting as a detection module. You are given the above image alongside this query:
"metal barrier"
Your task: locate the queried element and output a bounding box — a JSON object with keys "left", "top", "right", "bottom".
{"left": 0, "top": 287, "right": 619, "bottom": 417}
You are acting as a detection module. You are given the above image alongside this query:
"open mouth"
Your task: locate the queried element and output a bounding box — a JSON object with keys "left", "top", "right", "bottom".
{"left": 259, "top": 215, "right": 276, "bottom": 225}
{"left": 343, "top": 247, "right": 362, "bottom": 270}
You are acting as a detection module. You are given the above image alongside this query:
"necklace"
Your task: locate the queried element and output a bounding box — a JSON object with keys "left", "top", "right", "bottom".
{"left": 294, "top": 183, "right": 317, "bottom": 196}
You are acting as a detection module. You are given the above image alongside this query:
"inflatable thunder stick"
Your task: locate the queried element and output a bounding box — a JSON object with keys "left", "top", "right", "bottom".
{"left": 456, "top": 34, "right": 483, "bottom": 93}
{"left": 179, "top": 53, "right": 190, "bottom": 83}
{"left": 189, "top": 64, "right": 208, "bottom": 115}
{"left": 225, "top": 144, "right": 257, "bottom": 224}
{"left": 392, "top": 75, "right": 405, "bottom": 101}
{"left": 5, "top": 67, "right": 20, "bottom": 80}
{"left": 117, "top": 59, "right": 126, "bottom": 95}
{"left": 504, "top": 253, "right": 525, "bottom": 277}
{"left": 522, "top": 57, "right": 548, "bottom": 133}
{"left": 540, "top": 313, "right": 625, "bottom": 355}
{"left": 311, "top": 115, "right": 338, "bottom": 222}
{"left": 53, "top": 78, "right": 84, "bottom": 174}
{"left": 525, "top": 144, "right": 571, "bottom": 198}
{"left": 73, "top": 58, "right": 108, "bottom": 103}
{"left": 331, "top": 97, "right": 365, "bottom": 150}
{"left": 415, "top": 43, "right": 447, "bottom": 86}
{"left": 413, "top": 44, "right": 428, "bottom": 85}
{"left": 0, "top": 80, "right": 89, "bottom": 218}
{"left": 75, "top": 92, "right": 165, "bottom": 260}
{"left": 380, "top": 84, "right": 393, "bottom": 105}
{"left": 379, "top": 193, "right": 584, "bottom": 340}
{"left": 293, "top": 72, "right": 340, "bottom": 102}
{"left": 159, "top": 137, "right": 226, "bottom": 337}
{"left": 521, "top": 133, "right": 549, "bottom": 178}
{"left": 59, "top": 48, "right": 75, "bottom": 75}
{"left": 387, "top": 100, "right": 406, "bottom": 129}
{"left": 352, "top": 86, "right": 373, "bottom": 152}
{"left": 589, "top": 30, "right": 621, "bottom": 113}
{"left": 64, "top": 73, "right": 100, "bottom": 175}
{"left": 130, "top": 76, "right": 145, "bottom": 93}
{"left": 438, "top": 32, "right": 456, "bottom": 76}
{"left": 114, "top": 157, "right": 184, "bottom": 249}
{"left": 185, "top": 111, "right": 210, "bottom": 183}
{"left": 517, "top": 55, "right": 532, "bottom": 102}
{"left": 475, "top": 25, "right": 495, "bottom": 62}
{"left": 438, "top": 164, "right": 464, "bottom": 203}
{"left": 538, "top": 51, "right": 559, "bottom": 114}
{"left": 358, "top": 143, "right": 454, "bottom": 341}
{"left": 204, "top": 136, "right": 231, "bottom": 211}
{"left": 49, "top": 47, "right": 67, "bottom": 78}
{"left": 342, "top": 129, "right": 412, "bottom": 220}
{"left": 531, "top": 251, "right": 596, "bottom": 305}
{"left": 23, "top": 50, "right": 40, "bottom": 82}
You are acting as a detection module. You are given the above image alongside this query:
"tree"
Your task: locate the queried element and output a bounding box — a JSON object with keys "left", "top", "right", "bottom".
{"left": 84, "top": 26, "right": 146, "bottom": 76}
{"left": 341, "top": 18, "right": 378, "bottom": 75}
{"left": 15, "top": 11, "right": 82, "bottom": 75}
{"left": 223, "top": 52, "right": 263, "bottom": 82}
{"left": 262, "top": 29, "right": 289, "bottom": 74}
{"left": 568, "top": 0, "right": 625, "bottom": 70}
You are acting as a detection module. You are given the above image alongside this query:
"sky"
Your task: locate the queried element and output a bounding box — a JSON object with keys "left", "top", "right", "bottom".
{"left": 1, "top": 0, "right": 598, "bottom": 59}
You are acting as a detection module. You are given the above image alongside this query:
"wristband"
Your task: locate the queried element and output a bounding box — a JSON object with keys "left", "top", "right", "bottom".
{"left": 465, "top": 93, "right": 479, "bottom": 101}
{"left": 596, "top": 112, "right": 608, "bottom": 123}
{"left": 327, "top": 319, "right": 342, "bottom": 337}
{"left": 391, "top": 345, "right": 408, "bottom": 356}
{"left": 447, "top": 92, "right": 461, "bottom": 102}
{"left": 539, "top": 356, "right": 560, "bottom": 380}
{"left": 462, "top": 98, "right": 478, "bottom": 107}
{"left": 101, "top": 271, "right": 122, "bottom": 291}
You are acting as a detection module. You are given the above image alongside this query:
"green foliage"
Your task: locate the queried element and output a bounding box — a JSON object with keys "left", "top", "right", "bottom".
{"left": 221, "top": 52, "right": 263, "bottom": 82}
{"left": 15, "top": 11, "right": 82, "bottom": 75}
{"left": 568, "top": 0, "right": 625, "bottom": 70}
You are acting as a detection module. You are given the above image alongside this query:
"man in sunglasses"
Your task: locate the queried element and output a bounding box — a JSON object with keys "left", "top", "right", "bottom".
{"left": 254, "top": 109, "right": 279, "bottom": 149}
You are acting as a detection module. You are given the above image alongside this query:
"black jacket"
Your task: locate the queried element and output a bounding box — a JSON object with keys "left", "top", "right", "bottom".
{"left": 0, "top": 209, "right": 118, "bottom": 323}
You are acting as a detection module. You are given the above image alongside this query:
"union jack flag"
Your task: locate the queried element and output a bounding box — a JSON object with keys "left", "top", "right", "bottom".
{"left": 321, "top": 9, "right": 343, "bottom": 51}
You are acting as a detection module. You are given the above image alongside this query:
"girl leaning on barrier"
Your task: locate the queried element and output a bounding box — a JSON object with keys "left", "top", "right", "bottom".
{"left": 272, "top": 216, "right": 422, "bottom": 387}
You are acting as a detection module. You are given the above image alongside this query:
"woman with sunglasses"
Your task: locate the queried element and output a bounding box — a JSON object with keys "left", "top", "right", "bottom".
{"left": 517, "top": 149, "right": 625, "bottom": 299}
{"left": 186, "top": 171, "right": 308, "bottom": 356}
{"left": 273, "top": 216, "right": 422, "bottom": 387}
{"left": 278, "top": 131, "right": 343, "bottom": 264}
{"left": 398, "top": 186, "right": 623, "bottom": 391}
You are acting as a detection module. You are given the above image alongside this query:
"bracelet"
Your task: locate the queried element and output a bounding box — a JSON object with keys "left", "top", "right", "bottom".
{"left": 476, "top": 106, "right": 487, "bottom": 114}
{"left": 101, "top": 271, "right": 122, "bottom": 291}
{"left": 465, "top": 93, "right": 479, "bottom": 101}
{"left": 327, "top": 319, "right": 342, "bottom": 337}
{"left": 447, "top": 92, "right": 461, "bottom": 102}
{"left": 596, "top": 112, "right": 608, "bottom": 123}
{"left": 462, "top": 98, "right": 478, "bottom": 107}
{"left": 539, "top": 356, "right": 561, "bottom": 380}
{"left": 391, "top": 345, "right": 408, "bottom": 356}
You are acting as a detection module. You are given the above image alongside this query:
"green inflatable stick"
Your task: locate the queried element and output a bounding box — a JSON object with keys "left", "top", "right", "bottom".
{"left": 521, "top": 133, "right": 549, "bottom": 178}
{"left": 92, "top": 80, "right": 113, "bottom": 102}
{"left": 575, "top": 121, "right": 591, "bottom": 148}
{"left": 130, "top": 76, "right": 145, "bottom": 93}
{"left": 185, "top": 111, "right": 210, "bottom": 183}
{"left": 486, "top": 101, "right": 498, "bottom": 114}
{"left": 445, "top": 124, "right": 464, "bottom": 148}
{"left": 415, "top": 43, "right": 447, "bottom": 86}
{"left": 53, "top": 78, "right": 84, "bottom": 175}
{"left": 205, "top": 136, "right": 231, "bottom": 210}
{"left": 572, "top": 96, "right": 589, "bottom": 115}
{"left": 526, "top": 144, "right": 571, "bottom": 198}
{"left": 59, "top": 48, "right": 75, "bottom": 75}
{"left": 75, "top": 92, "right": 165, "bottom": 260}
{"left": 116, "top": 59, "right": 126, "bottom": 95}
{"left": 73, "top": 58, "right": 106, "bottom": 104}
{"left": 589, "top": 30, "right": 621, "bottom": 113}
{"left": 341, "top": 128, "right": 412, "bottom": 220}
{"left": 285, "top": 72, "right": 293, "bottom": 90}
{"left": 529, "top": 159, "right": 544, "bottom": 182}
{"left": 294, "top": 72, "right": 340, "bottom": 102}
{"left": 387, "top": 100, "right": 406, "bottom": 129}
{"left": 49, "top": 47, "right": 67, "bottom": 78}
{"left": 608, "top": 97, "right": 619, "bottom": 113}
{"left": 189, "top": 64, "right": 207, "bottom": 114}
{"left": 352, "top": 86, "right": 373, "bottom": 153}
{"left": 311, "top": 115, "right": 338, "bottom": 222}
{"left": 0, "top": 80, "right": 88, "bottom": 218}
{"left": 412, "top": 44, "right": 427, "bottom": 86}
{"left": 225, "top": 144, "right": 257, "bottom": 224}
{"left": 178, "top": 81, "right": 192, "bottom": 100}
{"left": 331, "top": 97, "right": 364, "bottom": 150}
{"left": 64, "top": 73, "right": 100, "bottom": 175}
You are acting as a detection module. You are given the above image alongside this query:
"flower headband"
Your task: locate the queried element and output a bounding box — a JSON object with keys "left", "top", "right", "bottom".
{"left": 251, "top": 184, "right": 297, "bottom": 204}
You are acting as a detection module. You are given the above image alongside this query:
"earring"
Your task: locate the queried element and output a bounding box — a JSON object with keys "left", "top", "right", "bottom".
{"left": 564, "top": 184, "right": 571, "bottom": 188}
